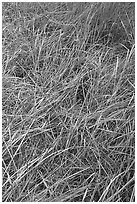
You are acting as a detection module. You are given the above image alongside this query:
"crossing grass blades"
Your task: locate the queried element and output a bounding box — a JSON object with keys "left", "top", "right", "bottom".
{"left": 2, "top": 2, "right": 135, "bottom": 202}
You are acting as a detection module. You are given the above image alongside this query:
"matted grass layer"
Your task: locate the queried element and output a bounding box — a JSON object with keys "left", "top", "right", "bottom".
{"left": 2, "top": 2, "right": 135, "bottom": 202}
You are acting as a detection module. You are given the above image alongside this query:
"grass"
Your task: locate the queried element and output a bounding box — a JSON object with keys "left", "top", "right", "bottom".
{"left": 2, "top": 2, "right": 135, "bottom": 202}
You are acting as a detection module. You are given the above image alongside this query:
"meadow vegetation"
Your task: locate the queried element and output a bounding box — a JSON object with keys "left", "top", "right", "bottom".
{"left": 2, "top": 2, "right": 135, "bottom": 202}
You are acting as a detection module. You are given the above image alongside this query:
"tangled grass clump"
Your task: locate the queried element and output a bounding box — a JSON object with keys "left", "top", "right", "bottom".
{"left": 2, "top": 2, "right": 135, "bottom": 202}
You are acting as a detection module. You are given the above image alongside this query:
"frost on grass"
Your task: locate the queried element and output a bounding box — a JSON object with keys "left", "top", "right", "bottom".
{"left": 2, "top": 2, "right": 135, "bottom": 202}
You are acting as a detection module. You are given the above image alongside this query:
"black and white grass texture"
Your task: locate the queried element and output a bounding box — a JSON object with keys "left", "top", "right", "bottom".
{"left": 2, "top": 2, "right": 135, "bottom": 202}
